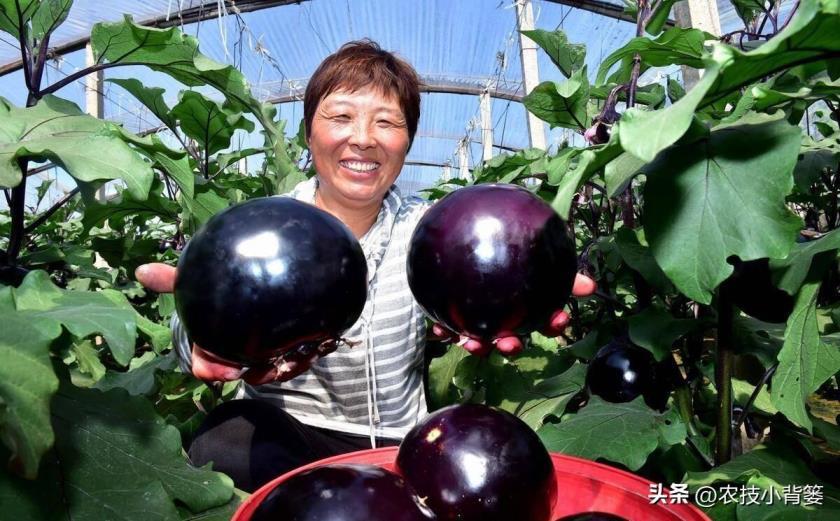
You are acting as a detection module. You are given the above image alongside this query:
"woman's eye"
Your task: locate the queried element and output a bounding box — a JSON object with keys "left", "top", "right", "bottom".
{"left": 377, "top": 120, "right": 394, "bottom": 127}
{"left": 333, "top": 114, "right": 351, "bottom": 121}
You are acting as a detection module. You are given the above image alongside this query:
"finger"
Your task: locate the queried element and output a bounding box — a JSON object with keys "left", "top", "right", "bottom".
{"left": 430, "top": 323, "right": 459, "bottom": 342}
{"left": 572, "top": 273, "right": 597, "bottom": 297}
{"left": 541, "top": 310, "right": 570, "bottom": 337}
{"left": 242, "top": 364, "right": 279, "bottom": 385}
{"left": 135, "top": 263, "right": 177, "bottom": 293}
{"left": 459, "top": 337, "right": 492, "bottom": 357}
{"left": 494, "top": 336, "right": 524, "bottom": 357}
{"left": 191, "top": 345, "right": 246, "bottom": 382}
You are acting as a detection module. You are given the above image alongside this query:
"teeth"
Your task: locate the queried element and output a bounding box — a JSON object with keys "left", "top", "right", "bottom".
{"left": 341, "top": 160, "right": 379, "bottom": 172}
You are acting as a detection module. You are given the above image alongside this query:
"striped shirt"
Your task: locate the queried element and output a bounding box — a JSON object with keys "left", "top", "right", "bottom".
{"left": 172, "top": 176, "right": 432, "bottom": 442}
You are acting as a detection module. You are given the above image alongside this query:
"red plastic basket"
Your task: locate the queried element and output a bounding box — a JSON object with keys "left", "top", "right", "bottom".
{"left": 232, "top": 447, "right": 710, "bottom": 521}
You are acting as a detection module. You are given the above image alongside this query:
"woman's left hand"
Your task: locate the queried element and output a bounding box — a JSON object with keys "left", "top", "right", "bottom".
{"left": 430, "top": 273, "right": 597, "bottom": 357}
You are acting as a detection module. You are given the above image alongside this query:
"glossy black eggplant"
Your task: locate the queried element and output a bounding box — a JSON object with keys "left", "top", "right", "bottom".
{"left": 174, "top": 197, "right": 367, "bottom": 365}
{"left": 721, "top": 258, "right": 794, "bottom": 323}
{"left": 396, "top": 404, "right": 557, "bottom": 521}
{"left": 586, "top": 340, "right": 658, "bottom": 405}
{"left": 251, "top": 464, "right": 436, "bottom": 521}
{"left": 407, "top": 184, "right": 577, "bottom": 340}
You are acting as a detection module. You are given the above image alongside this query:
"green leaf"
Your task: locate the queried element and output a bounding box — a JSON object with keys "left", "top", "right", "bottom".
{"left": 69, "top": 339, "right": 107, "bottom": 382}
{"left": 171, "top": 91, "right": 255, "bottom": 156}
{"left": 521, "top": 29, "right": 585, "bottom": 78}
{"left": 182, "top": 183, "right": 230, "bottom": 228}
{"left": 627, "top": 306, "right": 696, "bottom": 361}
{"left": 0, "top": 95, "right": 154, "bottom": 198}
{"left": 685, "top": 442, "right": 840, "bottom": 514}
{"left": 644, "top": 113, "right": 802, "bottom": 304}
{"left": 813, "top": 417, "right": 840, "bottom": 450}
{"left": 31, "top": 0, "right": 72, "bottom": 42}
{"left": 1, "top": 383, "right": 234, "bottom": 519}
{"left": 522, "top": 68, "right": 590, "bottom": 130}
{"left": 99, "top": 289, "right": 171, "bottom": 352}
{"left": 596, "top": 27, "right": 708, "bottom": 85}
{"left": 107, "top": 78, "right": 176, "bottom": 129}
{"left": 427, "top": 345, "right": 471, "bottom": 410}
{"left": 731, "top": 0, "right": 768, "bottom": 26}
{"left": 515, "top": 363, "right": 587, "bottom": 430}
{"left": 82, "top": 181, "right": 180, "bottom": 233}
{"left": 621, "top": 0, "right": 840, "bottom": 162}
{"left": 604, "top": 152, "right": 645, "bottom": 197}
{"left": 667, "top": 77, "right": 686, "bottom": 103}
{"left": 0, "top": 311, "right": 60, "bottom": 478}
{"left": 14, "top": 271, "right": 138, "bottom": 366}
{"left": 770, "top": 280, "right": 840, "bottom": 432}
{"left": 732, "top": 378, "right": 778, "bottom": 416}
{"left": 613, "top": 228, "right": 673, "bottom": 293}
{"left": 773, "top": 229, "right": 840, "bottom": 294}
{"left": 95, "top": 351, "right": 178, "bottom": 396}
{"left": 537, "top": 397, "right": 685, "bottom": 470}
{"left": 0, "top": 0, "right": 38, "bottom": 39}
{"left": 646, "top": 0, "right": 678, "bottom": 35}
{"left": 551, "top": 133, "right": 623, "bottom": 219}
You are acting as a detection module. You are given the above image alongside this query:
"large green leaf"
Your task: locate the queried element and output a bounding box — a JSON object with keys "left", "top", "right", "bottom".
{"left": 0, "top": 0, "right": 38, "bottom": 39}
{"left": 14, "top": 271, "right": 138, "bottom": 366}
{"left": 520, "top": 29, "right": 585, "bottom": 78}
{"left": 0, "top": 312, "right": 60, "bottom": 479}
{"left": 644, "top": 113, "right": 802, "bottom": 304}
{"left": 551, "top": 133, "right": 623, "bottom": 219}
{"left": 685, "top": 442, "right": 840, "bottom": 519}
{"left": 81, "top": 180, "right": 180, "bottom": 233}
{"left": 0, "top": 95, "right": 154, "bottom": 198}
{"left": 613, "top": 228, "right": 673, "bottom": 293}
{"left": 107, "top": 78, "right": 176, "bottom": 129}
{"left": 427, "top": 345, "right": 471, "bottom": 410}
{"left": 171, "top": 90, "right": 255, "bottom": 156}
{"left": 620, "top": 0, "right": 840, "bottom": 162}
{"left": 95, "top": 351, "right": 178, "bottom": 396}
{"left": 1, "top": 383, "right": 234, "bottom": 519}
{"left": 522, "top": 67, "right": 590, "bottom": 131}
{"left": 771, "top": 280, "right": 840, "bottom": 432}
{"left": 627, "top": 306, "right": 697, "bottom": 361}
{"left": 537, "top": 397, "right": 685, "bottom": 471}
{"left": 773, "top": 229, "right": 840, "bottom": 294}
{"left": 595, "top": 27, "right": 708, "bottom": 85}
{"left": 31, "top": 0, "right": 72, "bottom": 42}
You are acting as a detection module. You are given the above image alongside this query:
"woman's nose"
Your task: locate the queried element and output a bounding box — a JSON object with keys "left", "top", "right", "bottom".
{"left": 348, "top": 121, "right": 375, "bottom": 148}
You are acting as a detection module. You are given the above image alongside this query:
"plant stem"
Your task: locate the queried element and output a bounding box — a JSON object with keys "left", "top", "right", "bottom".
{"left": 734, "top": 363, "right": 778, "bottom": 431}
{"left": 23, "top": 187, "right": 80, "bottom": 235}
{"left": 715, "top": 288, "right": 734, "bottom": 465}
{"left": 7, "top": 161, "right": 28, "bottom": 264}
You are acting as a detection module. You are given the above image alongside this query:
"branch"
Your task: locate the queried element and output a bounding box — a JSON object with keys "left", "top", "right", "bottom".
{"left": 23, "top": 187, "right": 81, "bottom": 235}
{"left": 14, "top": 0, "right": 33, "bottom": 94}
{"left": 733, "top": 363, "right": 778, "bottom": 431}
{"left": 38, "top": 62, "right": 122, "bottom": 97}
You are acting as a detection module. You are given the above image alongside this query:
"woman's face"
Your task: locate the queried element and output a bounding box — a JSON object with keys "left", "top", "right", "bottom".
{"left": 308, "top": 87, "right": 410, "bottom": 209}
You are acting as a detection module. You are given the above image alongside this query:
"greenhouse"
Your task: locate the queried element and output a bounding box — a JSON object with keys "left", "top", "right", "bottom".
{"left": 0, "top": 0, "right": 838, "bottom": 519}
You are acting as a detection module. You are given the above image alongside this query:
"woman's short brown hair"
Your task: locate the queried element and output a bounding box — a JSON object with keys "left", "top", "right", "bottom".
{"left": 304, "top": 39, "right": 421, "bottom": 148}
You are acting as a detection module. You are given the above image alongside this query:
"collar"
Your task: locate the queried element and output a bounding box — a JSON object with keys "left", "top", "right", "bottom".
{"left": 286, "top": 176, "right": 403, "bottom": 282}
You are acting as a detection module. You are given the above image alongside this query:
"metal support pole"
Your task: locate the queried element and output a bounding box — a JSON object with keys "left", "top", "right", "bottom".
{"left": 85, "top": 43, "right": 107, "bottom": 201}
{"left": 480, "top": 88, "right": 494, "bottom": 162}
{"left": 515, "top": 0, "right": 546, "bottom": 151}
{"left": 458, "top": 139, "right": 471, "bottom": 181}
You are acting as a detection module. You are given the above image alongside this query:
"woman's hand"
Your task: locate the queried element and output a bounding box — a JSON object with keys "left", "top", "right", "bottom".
{"left": 135, "top": 263, "right": 317, "bottom": 384}
{"left": 430, "top": 273, "right": 597, "bottom": 357}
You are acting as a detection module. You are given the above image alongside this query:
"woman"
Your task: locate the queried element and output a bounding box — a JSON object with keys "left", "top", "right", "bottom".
{"left": 136, "top": 40, "right": 594, "bottom": 492}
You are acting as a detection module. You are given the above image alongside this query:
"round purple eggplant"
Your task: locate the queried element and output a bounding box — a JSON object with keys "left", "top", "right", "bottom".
{"left": 174, "top": 197, "right": 367, "bottom": 365}
{"left": 407, "top": 184, "right": 576, "bottom": 341}
{"left": 586, "top": 340, "right": 658, "bottom": 405}
{"left": 396, "top": 404, "right": 557, "bottom": 521}
{"left": 251, "top": 464, "right": 436, "bottom": 521}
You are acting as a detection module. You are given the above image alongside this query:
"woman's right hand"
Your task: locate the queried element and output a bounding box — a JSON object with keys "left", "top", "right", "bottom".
{"left": 135, "top": 263, "right": 315, "bottom": 384}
